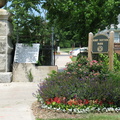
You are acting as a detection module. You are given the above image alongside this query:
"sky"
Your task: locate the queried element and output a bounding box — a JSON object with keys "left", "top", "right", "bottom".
{"left": 5, "top": 1, "right": 46, "bottom": 18}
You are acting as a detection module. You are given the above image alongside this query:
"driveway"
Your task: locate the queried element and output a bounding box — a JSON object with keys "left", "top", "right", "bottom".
{"left": 55, "top": 52, "right": 72, "bottom": 72}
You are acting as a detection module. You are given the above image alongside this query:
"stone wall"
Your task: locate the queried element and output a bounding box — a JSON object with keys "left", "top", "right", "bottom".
{"left": 0, "top": 9, "right": 13, "bottom": 72}
{"left": 0, "top": 9, "right": 13, "bottom": 83}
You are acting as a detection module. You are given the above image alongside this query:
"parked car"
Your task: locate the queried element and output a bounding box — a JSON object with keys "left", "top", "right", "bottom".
{"left": 69, "top": 47, "right": 88, "bottom": 57}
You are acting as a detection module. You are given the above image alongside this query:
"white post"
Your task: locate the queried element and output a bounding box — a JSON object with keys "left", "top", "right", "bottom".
{"left": 109, "top": 31, "right": 114, "bottom": 70}
{"left": 57, "top": 46, "right": 60, "bottom": 53}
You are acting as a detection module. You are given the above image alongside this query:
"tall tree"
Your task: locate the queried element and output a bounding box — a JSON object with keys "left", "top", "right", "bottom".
{"left": 41, "top": 0, "right": 120, "bottom": 46}
{"left": 7, "top": 0, "right": 51, "bottom": 44}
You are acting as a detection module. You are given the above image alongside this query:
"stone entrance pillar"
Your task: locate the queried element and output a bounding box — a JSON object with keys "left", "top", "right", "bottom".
{"left": 0, "top": 9, "right": 13, "bottom": 83}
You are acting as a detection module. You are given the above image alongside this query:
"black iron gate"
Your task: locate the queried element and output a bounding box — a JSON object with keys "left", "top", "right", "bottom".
{"left": 38, "top": 45, "right": 55, "bottom": 66}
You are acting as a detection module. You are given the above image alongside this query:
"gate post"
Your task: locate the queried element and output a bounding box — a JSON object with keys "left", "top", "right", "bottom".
{"left": 88, "top": 32, "right": 93, "bottom": 61}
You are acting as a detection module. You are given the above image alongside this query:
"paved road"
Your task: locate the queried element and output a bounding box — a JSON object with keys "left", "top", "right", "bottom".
{"left": 0, "top": 52, "right": 72, "bottom": 120}
{"left": 55, "top": 53, "right": 72, "bottom": 72}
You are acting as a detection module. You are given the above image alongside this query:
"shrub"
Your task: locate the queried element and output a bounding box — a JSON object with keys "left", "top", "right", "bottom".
{"left": 66, "top": 56, "right": 108, "bottom": 79}
{"left": 35, "top": 56, "right": 120, "bottom": 109}
{"left": 38, "top": 72, "right": 83, "bottom": 101}
{"left": 106, "top": 71, "right": 120, "bottom": 106}
{"left": 41, "top": 72, "right": 120, "bottom": 106}
{"left": 78, "top": 53, "right": 120, "bottom": 72}
{"left": 33, "top": 55, "right": 120, "bottom": 115}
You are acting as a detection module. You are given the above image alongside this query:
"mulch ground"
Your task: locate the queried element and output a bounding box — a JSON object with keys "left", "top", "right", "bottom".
{"left": 31, "top": 101, "right": 85, "bottom": 119}
{"left": 31, "top": 101, "right": 119, "bottom": 120}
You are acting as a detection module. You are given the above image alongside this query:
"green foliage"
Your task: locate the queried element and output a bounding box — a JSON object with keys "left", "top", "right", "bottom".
{"left": 70, "top": 57, "right": 77, "bottom": 62}
{"left": 77, "top": 53, "right": 120, "bottom": 72}
{"left": 99, "top": 53, "right": 120, "bottom": 71}
{"left": 41, "top": 0, "right": 120, "bottom": 46}
{"left": 36, "top": 56, "right": 120, "bottom": 107}
{"left": 48, "top": 70, "right": 57, "bottom": 78}
{"left": 67, "top": 56, "right": 107, "bottom": 77}
{"left": 59, "top": 40, "right": 72, "bottom": 48}
{"left": 7, "top": 0, "right": 51, "bottom": 45}
{"left": 26, "top": 69, "right": 33, "bottom": 82}
{"left": 7, "top": 0, "right": 54, "bottom": 65}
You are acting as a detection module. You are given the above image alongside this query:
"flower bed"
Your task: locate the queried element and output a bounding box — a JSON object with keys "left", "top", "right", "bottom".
{"left": 34, "top": 54, "right": 120, "bottom": 114}
{"left": 37, "top": 97, "right": 120, "bottom": 114}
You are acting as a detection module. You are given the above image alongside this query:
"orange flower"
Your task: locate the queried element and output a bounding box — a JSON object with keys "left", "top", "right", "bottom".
{"left": 67, "top": 99, "right": 78, "bottom": 106}
{"left": 94, "top": 99, "right": 99, "bottom": 104}
{"left": 79, "top": 103, "right": 84, "bottom": 106}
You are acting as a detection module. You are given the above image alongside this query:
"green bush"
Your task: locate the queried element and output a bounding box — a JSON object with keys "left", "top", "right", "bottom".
{"left": 77, "top": 53, "right": 120, "bottom": 72}
{"left": 66, "top": 56, "right": 108, "bottom": 79}
{"left": 35, "top": 56, "right": 120, "bottom": 107}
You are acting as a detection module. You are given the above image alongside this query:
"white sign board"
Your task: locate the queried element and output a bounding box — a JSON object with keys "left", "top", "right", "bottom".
{"left": 14, "top": 43, "right": 40, "bottom": 63}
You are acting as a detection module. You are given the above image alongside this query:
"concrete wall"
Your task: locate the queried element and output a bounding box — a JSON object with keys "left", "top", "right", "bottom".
{"left": 12, "top": 63, "right": 58, "bottom": 82}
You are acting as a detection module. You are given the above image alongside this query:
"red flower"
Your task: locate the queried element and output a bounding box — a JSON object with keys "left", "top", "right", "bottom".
{"left": 78, "top": 99, "right": 83, "bottom": 104}
{"left": 83, "top": 99, "right": 89, "bottom": 105}
{"left": 99, "top": 100, "right": 103, "bottom": 105}
{"left": 46, "top": 97, "right": 61, "bottom": 105}
{"left": 49, "top": 98, "right": 53, "bottom": 102}
{"left": 94, "top": 99, "right": 99, "bottom": 104}
{"left": 46, "top": 101, "right": 51, "bottom": 105}
{"left": 108, "top": 101, "right": 114, "bottom": 105}
{"left": 53, "top": 97, "right": 61, "bottom": 104}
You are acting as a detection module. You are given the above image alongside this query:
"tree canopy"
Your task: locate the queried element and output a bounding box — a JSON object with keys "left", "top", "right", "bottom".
{"left": 7, "top": 0, "right": 51, "bottom": 45}
{"left": 41, "top": 0, "right": 120, "bottom": 46}
{"left": 6, "top": 0, "right": 120, "bottom": 47}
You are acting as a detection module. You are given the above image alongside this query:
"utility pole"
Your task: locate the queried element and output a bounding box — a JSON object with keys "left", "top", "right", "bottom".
{"left": 51, "top": 27, "right": 54, "bottom": 65}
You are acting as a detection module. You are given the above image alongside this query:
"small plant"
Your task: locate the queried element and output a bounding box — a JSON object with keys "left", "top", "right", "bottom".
{"left": 27, "top": 69, "right": 33, "bottom": 82}
{"left": 48, "top": 70, "right": 57, "bottom": 78}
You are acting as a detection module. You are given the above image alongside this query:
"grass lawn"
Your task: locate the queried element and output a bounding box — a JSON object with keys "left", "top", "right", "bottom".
{"left": 70, "top": 56, "right": 77, "bottom": 61}
{"left": 60, "top": 47, "right": 78, "bottom": 53}
{"left": 36, "top": 113, "right": 120, "bottom": 120}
